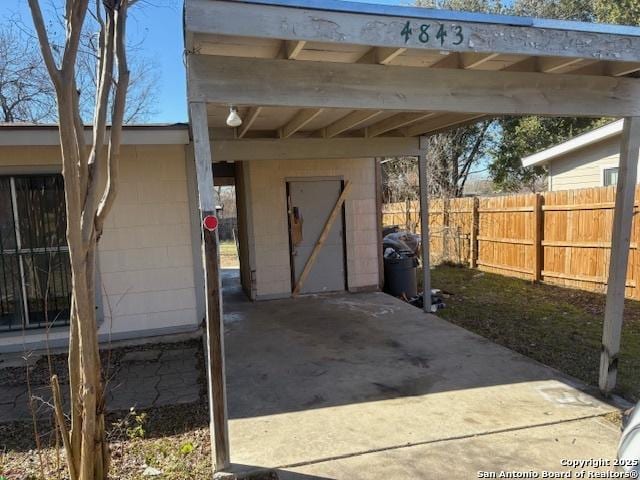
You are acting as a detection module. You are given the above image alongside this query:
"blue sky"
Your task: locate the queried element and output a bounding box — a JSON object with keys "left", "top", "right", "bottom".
{"left": 0, "top": 0, "right": 188, "bottom": 123}
{"left": 0, "top": 0, "right": 410, "bottom": 123}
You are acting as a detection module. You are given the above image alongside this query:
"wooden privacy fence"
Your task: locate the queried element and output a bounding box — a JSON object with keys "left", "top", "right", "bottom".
{"left": 382, "top": 185, "right": 640, "bottom": 299}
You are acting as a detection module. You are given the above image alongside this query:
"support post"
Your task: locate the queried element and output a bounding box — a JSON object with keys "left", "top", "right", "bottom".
{"left": 533, "top": 193, "right": 544, "bottom": 282}
{"left": 418, "top": 148, "right": 431, "bottom": 313}
{"left": 470, "top": 197, "right": 479, "bottom": 268}
{"left": 599, "top": 116, "right": 640, "bottom": 395}
{"left": 189, "top": 102, "right": 230, "bottom": 470}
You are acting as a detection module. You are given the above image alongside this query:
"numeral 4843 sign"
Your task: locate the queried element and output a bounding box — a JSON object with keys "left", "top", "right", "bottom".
{"left": 400, "top": 21, "right": 465, "bottom": 47}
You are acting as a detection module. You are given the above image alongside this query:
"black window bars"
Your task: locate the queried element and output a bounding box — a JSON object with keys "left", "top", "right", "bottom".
{"left": 0, "top": 175, "right": 71, "bottom": 331}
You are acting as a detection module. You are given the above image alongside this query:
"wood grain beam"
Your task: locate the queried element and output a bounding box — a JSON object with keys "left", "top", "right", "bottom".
{"left": 189, "top": 55, "right": 640, "bottom": 117}
{"left": 366, "top": 112, "right": 436, "bottom": 137}
{"left": 429, "top": 53, "right": 461, "bottom": 69}
{"left": 404, "top": 113, "right": 486, "bottom": 137}
{"left": 538, "top": 56, "right": 584, "bottom": 73}
{"left": 279, "top": 108, "right": 324, "bottom": 138}
{"left": 285, "top": 40, "right": 306, "bottom": 60}
{"left": 186, "top": 0, "right": 640, "bottom": 63}
{"left": 236, "top": 106, "right": 262, "bottom": 138}
{"left": 460, "top": 52, "right": 500, "bottom": 69}
{"left": 320, "top": 110, "right": 383, "bottom": 138}
{"left": 357, "top": 47, "right": 407, "bottom": 65}
{"left": 211, "top": 137, "right": 422, "bottom": 161}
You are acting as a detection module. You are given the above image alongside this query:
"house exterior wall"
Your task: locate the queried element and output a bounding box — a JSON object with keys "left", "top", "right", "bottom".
{"left": 243, "top": 157, "right": 379, "bottom": 299}
{"left": 547, "top": 136, "right": 625, "bottom": 191}
{"left": 0, "top": 144, "right": 200, "bottom": 351}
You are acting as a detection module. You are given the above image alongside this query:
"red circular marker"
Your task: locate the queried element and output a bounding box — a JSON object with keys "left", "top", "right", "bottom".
{"left": 203, "top": 215, "right": 219, "bottom": 232}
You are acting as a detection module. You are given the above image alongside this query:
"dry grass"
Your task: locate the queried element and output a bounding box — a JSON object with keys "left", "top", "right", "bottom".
{"left": 1, "top": 403, "right": 213, "bottom": 480}
{"left": 219, "top": 241, "right": 239, "bottom": 268}
{"left": 431, "top": 264, "right": 640, "bottom": 402}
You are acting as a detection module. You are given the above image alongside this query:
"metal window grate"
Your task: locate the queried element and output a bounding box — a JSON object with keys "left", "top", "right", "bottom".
{"left": 0, "top": 174, "right": 71, "bottom": 331}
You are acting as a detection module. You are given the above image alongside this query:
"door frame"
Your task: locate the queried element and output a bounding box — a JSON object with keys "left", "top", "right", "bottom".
{"left": 285, "top": 176, "right": 348, "bottom": 294}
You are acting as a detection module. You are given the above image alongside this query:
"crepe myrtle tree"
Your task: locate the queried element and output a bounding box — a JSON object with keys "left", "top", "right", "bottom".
{"left": 27, "top": 0, "right": 132, "bottom": 478}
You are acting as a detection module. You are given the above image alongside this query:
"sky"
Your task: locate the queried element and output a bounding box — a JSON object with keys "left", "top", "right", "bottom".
{"left": 0, "top": 0, "right": 411, "bottom": 124}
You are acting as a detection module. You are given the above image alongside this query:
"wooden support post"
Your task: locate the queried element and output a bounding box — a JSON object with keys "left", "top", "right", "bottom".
{"left": 533, "top": 193, "right": 544, "bottom": 282}
{"left": 189, "top": 102, "right": 230, "bottom": 470}
{"left": 470, "top": 197, "right": 479, "bottom": 269}
{"left": 418, "top": 150, "right": 431, "bottom": 313}
{"left": 599, "top": 116, "right": 640, "bottom": 395}
{"left": 375, "top": 159, "right": 384, "bottom": 290}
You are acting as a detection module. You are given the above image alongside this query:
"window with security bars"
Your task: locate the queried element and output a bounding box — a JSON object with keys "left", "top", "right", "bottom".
{"left": 0, "top": 175, "right": 71, "bottom": 331}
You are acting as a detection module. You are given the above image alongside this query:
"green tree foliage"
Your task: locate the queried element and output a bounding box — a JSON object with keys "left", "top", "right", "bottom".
{"left": 413, "top": 0, "right": 640, "bottom": 193}
{"left": 488, "top": 117, "right": 610, "bottom": 192}
{"left": 593, "top": 0, "right": 640, "bottom": 25}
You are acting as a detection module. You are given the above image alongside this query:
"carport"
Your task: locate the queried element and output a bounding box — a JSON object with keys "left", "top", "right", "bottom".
{"left": 183, "top": 0, "right": 640, "bottom": 472}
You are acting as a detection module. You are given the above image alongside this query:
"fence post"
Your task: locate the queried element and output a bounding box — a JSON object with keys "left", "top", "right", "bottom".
{"left": 470, "top": 197, "right": 479, "bottom": 269}
{"left": 533, "top": 193, "right": 543, "bottom": 282}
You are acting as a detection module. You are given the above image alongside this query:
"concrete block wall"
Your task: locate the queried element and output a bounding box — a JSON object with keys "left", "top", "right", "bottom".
{"left": 0, "top": 143, "right": 200, "bottom": 351}
{"left": 244, "top": 157, "right": 379, "bottom": 299}
{"left": 98, "top": 145, "right": 199, "bottom": 335}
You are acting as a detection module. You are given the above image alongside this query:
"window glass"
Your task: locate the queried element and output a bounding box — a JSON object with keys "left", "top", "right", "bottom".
{"left": 604, "top": 167, "right": 619, "bottom": 187}
{"left": 0, "top": 178, "right": 16, "bottom": 250}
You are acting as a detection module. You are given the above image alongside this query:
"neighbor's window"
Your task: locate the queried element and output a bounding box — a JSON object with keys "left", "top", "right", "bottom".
{"left": 0, "top": 175, "right": 71, "bottom": 331}
{"left": 603, "top": 167, "right": 619, "bottom": 187}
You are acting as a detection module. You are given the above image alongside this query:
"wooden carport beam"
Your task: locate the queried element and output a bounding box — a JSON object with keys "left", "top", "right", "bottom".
{"left": 460, "top": 52, "right": 500, "bottom": 69}
{"left": 279, "top": 108, "right": 324, "bottom": 138}
{"left": 188, "top": 101, "right": 230, "bottom": 471}
{"left": 186, "top": 0, "right": 640, "bottom": 63}
{"left": 236, "top": 106, "right": 262, "bottom": 139}
{"left": 366, "top": 112, "right": 436, "bottom": 138}
{"left": 404, "top": 113, "right": 486, "bottom": 137}
{"left": 599, "top": 117, "right": 640, "bottom": 395}
{"left": 357, "top": 47, "right": 407, "bottom": 65}
{"left": 189, "top": 55, "right": 640, "bottom": 117}
{"left": 320, "top": 110, "right": 383, "bottom": 138}
{"left": 285, "top": 40, "right": 306, "bottom": 59}
{"left": 538, "top": 56, "right": 585, "bottom": 73}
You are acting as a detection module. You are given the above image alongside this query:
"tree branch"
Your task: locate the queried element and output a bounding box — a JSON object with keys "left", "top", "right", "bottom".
{"left": 27, "top": 0, "right": 61, "bottom": 88}
{"left": 96, "top": 0, "right": 130, "bottom": 237}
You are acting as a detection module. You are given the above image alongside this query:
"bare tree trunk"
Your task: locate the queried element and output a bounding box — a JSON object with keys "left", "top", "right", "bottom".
{"left": 27, "top": 1, "right": 131, "bottom": 479}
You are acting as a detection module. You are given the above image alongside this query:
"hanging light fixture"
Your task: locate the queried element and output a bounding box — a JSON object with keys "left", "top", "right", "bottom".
{"left": 226, "top": 106, "right": 243, "bottom": 127}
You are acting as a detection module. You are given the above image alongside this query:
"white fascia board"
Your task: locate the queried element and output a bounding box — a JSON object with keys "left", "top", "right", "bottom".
{"left": 521, "top": 120, "right": 624, "bottom": 168}
{"left": 0, "top": 126, "right": 190, "bottom": 146}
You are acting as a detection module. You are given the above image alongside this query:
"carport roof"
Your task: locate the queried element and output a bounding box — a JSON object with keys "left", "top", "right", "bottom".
{"left": 185, "top": 0, "right": 640, "bottom": 142}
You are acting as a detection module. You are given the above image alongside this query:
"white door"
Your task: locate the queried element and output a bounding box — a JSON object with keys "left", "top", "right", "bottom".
{"left": 288, "top": 180, "right": 346, "bottom": 294}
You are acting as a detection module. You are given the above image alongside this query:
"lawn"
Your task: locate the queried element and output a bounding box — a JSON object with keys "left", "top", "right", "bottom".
{"left": 219, "top": 240, "right": 239, "bottom": 268}
{"left": 431, "top": 264, "right": 640, "bottom": 402}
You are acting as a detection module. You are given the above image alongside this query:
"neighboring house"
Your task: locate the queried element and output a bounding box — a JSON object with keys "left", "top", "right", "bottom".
{"left": 0, "top": 123, "right": 382, "bottom": 353}
{"left": 522, "top": 120, "right": 625, "bottom": 191}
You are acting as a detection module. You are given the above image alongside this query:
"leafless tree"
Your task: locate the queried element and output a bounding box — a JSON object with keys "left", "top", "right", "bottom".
{"left": 1, "top": 8, "right": 158, "bottom": 124}
{"left": 0, "top": 25, "right": 56, "bottom": 122}
{"left": 28, "top": 1, "right": 132, "bottom": 479}
{"left": 424, "top": 120, "right": 494, "bottom": 198}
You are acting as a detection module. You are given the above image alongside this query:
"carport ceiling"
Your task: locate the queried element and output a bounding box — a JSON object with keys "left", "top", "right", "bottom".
{"left": 186, "top": 0, "right": 640, "bottom": 140}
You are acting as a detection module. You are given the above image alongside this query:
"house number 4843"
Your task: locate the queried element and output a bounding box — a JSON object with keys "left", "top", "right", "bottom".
{"left": 400, "top": 21, "right": 464, "bottom": 47}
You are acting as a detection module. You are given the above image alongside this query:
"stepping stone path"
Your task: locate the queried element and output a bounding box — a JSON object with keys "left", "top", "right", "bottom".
{"left": 0, "top": 341, "right": 204, "bottom": 424}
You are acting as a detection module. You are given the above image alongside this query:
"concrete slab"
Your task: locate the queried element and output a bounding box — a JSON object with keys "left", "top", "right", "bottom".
{"left": 220, "top": 269, "right": 619, "bottom": 477}
{"left": 278, "top": 417, "right": 620, "bottom": 480}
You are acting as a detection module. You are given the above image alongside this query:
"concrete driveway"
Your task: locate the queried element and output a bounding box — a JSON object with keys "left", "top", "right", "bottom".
{"left": 221, "top": 269, "right": 621, "bottom": 479}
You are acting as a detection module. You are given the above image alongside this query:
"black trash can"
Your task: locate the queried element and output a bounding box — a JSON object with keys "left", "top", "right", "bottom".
{"left": 384, "top": 253, "right": 418, "bottom": 298}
